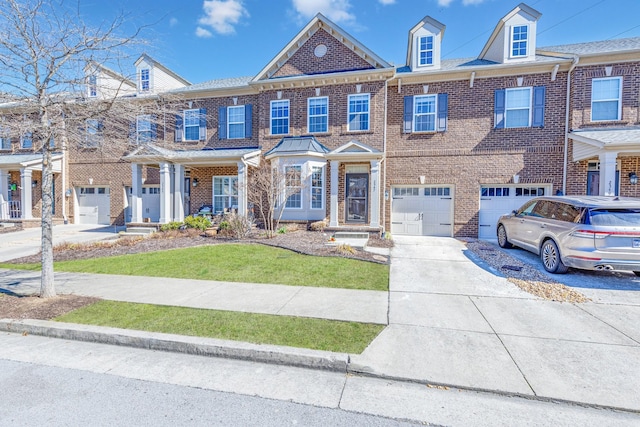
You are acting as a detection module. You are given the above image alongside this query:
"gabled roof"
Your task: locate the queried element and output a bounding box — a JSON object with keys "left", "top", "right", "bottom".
{"left": 264, "top": 136, "right": 330, "bottom": 159}
{"left": 405, "top": 15, "right": 446, "bottom": 66}
{"left": 134, "top": 53, "right": 192, "bottom": 86}
{"left": 252, "top": 13, "right": 392, "bottom": 82}
{"left": 326, "top": 139, "right": 383, "bottom": 160}
{"left": 124, "top": 145, "right": 261, "bottom": 166}
{"left": 0, "top": 153, "right": 63, "bottom": 170}
{"left": 479, "top": 3, "right": 541, "bottom": 60}
{"left": 84, "top": 61, "right": 136, "bottom": 88}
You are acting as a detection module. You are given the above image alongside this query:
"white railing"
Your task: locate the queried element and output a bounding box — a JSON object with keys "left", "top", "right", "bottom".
{"left": 8, "top": 200, "right": 21, "bottom": 219}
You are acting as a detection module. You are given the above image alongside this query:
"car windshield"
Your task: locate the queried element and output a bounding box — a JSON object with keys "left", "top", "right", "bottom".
{"left": 588, "top": 209, "right": 640, "bottom": 226}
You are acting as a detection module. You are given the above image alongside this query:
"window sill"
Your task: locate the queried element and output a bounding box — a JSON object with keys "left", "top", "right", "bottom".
{"left": 342, "top": 130, "right": 374, "bottom": 135}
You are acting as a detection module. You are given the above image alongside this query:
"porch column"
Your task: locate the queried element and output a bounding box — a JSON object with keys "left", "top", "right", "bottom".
{"left": 237, "top": 161, "right": 247, "bottom": 216}
{"left": 369, "top": 160, "right": 381, "bottom": 228}
{"left": 329, "top": 160, "right": 339, "bottom": 227}
{"left": 0, "top": 169, "right": 9, "bottom": 220}
{"left": 173, "top": 164, "right": 185, "bottom": 222}
{"left": 598, "top": 152, "right": 618, "bottom": 196}
{"left": 159, "top": 162, "right": 171, "bottom": 224}
{"left": 20, "top": 168, "right": 33, "bottom": 219}
{"left": 130, "top": 163, "right": 143, "bottom": 223}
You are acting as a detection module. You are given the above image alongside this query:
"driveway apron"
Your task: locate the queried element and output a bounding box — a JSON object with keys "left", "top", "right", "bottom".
{"left": 349, "top": 236, "right": 640, "bottom": 410}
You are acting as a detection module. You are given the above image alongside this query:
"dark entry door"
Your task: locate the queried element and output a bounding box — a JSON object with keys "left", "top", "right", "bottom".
{"left": 587, "top": 171, "right": 619, "bottom": 196}
{"left": 346, "top": 173, "right": 368, "bottom": 223}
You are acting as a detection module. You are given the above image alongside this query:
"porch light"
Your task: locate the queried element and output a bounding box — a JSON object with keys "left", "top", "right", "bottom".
{"left": 32, "top": 180, "right": 37, "bottom": 188}
{"left": 192, "top": 178, "right": 199, "bottom": 187}
{"left": 630, "top": 172, "right": 638, "bottom": 185}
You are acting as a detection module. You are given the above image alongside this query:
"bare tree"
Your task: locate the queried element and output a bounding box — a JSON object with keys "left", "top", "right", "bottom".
{"left": 0, "top": 0, "right": 148, "bottom": 297}
{"left": 247, "top": 159, "right": 307, "bottom": 238}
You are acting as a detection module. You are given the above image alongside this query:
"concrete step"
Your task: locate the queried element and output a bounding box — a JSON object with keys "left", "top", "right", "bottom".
{"left": 125, "top": 227, "right": 156, "bottom": 235}
{"left": 333, "top": 232, "right": 370, "bottom": 239}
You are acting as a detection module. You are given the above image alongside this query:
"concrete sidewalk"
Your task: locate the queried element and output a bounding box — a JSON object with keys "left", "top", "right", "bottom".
{"left": 0, "top": 269, "right": 388, "bottom": 325}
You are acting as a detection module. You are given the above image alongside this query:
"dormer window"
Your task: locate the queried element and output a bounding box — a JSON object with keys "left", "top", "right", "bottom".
{"left": 88, "top": 75, "right": 97, "bottom": 97}
{"left": 511, "top": 25, "right": 528, "bottom": 58}
{"left": 418, "top": 36, "right": 434, "bottom": 66}
{"left": 140, "top": 69, "right": 150, "bottom": 92}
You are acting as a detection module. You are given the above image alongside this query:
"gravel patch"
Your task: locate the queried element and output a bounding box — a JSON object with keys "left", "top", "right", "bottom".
{"left": 465, "top": 240, "right": 590, "bottom": 303}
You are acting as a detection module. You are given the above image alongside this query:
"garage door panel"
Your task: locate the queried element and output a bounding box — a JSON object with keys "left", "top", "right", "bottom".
{"left": 77, "top": 187, "right": 110, "bottom": 225}
{"left": 478, "top": 185, "right": 550, "bottom": 239}
{"left": 391, "top": 187, "right": 453, "bottom": 237}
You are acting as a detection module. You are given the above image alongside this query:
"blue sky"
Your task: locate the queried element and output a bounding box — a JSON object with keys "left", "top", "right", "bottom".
{"left": 85, "top": 0, "right": 640, "bottom": 84}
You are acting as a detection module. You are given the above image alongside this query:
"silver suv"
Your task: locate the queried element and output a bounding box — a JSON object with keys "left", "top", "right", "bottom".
{"left": 496, "top": 196, "right": 640, "bottom": 275}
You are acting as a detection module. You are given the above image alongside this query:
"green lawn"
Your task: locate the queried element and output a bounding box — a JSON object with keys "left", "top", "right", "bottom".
{"left": 2, "top": 244, "right": 388, "bottom": 291}
{"left": 55, "top": 300, "right": 384, "bottom": 353}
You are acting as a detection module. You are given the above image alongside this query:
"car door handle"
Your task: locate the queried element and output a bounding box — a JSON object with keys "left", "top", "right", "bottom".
{"left": 540, "top": 224, "right": 546, "bottom": 228}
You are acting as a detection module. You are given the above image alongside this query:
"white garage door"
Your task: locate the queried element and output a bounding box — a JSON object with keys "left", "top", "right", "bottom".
{"left": 77, "top": 187, "right": 110, "bottom": 225}
{"left": 478, "top": 185, "right": 551, "bottom": 239}
{"left": 391, "top": 186, "right": 453, "bottom": 237}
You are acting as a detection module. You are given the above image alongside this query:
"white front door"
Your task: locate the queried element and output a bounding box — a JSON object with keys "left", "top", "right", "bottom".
{"left": 478, "top": 185, "right": 551, "bottom": 239}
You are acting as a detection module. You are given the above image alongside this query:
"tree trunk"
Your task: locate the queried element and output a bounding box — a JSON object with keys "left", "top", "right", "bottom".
{"left": 40, "top": 146, "right": 55, "bottom": 298}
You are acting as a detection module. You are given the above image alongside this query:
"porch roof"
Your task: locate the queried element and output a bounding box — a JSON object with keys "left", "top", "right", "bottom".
{"left": 264, "top": 136, "right": 330, "bottom": 159}
{"left": 569, "top": 127, "right": 640, "bottom": 161}
{"left": 125, "top": 145, "right": 262, "bottom": 166}
{"left": 0, "top": 153, "right": 63, "bottom": 172}
{"left": 326, "top": 140, "right": 384, "bottom": 161}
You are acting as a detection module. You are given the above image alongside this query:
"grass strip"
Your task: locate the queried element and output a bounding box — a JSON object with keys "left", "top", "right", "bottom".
{"left": 55, "top": 300, "right": 384, "bottom": 354}
{"left": 2, "top": 244, "right": 388, "bottom": 291}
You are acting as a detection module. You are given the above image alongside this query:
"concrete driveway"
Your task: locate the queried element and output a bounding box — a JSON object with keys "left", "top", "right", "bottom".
{"left": 0, "top": 224, "right": 123, "bottom": 263}
{"left": 350, "top": 236, "right": 640, "bottom": 411}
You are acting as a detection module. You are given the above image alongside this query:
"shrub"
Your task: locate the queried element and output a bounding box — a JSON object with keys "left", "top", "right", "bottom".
{"left": 336, "top": 243, "right": 356, "bottom": 255}
{"left": 160, "top": 221, "right": 183, "bottom": 231}
{"left": 309, "top": 220, "right": 327, "bottom": 232}
{"left": 277, "top": 226, "right": 287, "bottom": 234}
{"left": 183, "top": 215, "right": 211, "bottom": 231}
{"left": 223, "top": 213, "right": 253, "bottom": 239}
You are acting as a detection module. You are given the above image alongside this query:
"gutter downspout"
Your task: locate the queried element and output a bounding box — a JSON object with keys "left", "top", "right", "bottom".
{"left": 563, "top": 55, "right": 579, "bottom": 195}
{"left": 382, "top": 71, "right": 396, "bottom": 235}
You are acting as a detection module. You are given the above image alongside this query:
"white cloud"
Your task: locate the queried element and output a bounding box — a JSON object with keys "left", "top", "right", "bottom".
{"left": 462, "top": 0, "right": 486, "bottom": 5}
{"left": 198, "top": 0, "right": 249, "bottom": 35}
{"left": 195, "top": 27, "right": 213, "bottom": 38}
{"left": 169, "top": 17, "right": 178, "bottom": 27}
{"left": 438, "top": 0, "right": 486, "bottom": 5}
{"left": 291, "top": 0, "right": 355, "bottom": 24}
{"left": 378, "top": 0, "right": 396, "bottom": 4}
{"left": 437, "top": 0, "right": 455, "bottom": 6}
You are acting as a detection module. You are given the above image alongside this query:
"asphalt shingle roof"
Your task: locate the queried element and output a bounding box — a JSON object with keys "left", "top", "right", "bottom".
{"left": 264, "top": 136, "right": 330, "bottom": 157}
{"left": 540, "top": 37, "right": 640, "bottom": 55}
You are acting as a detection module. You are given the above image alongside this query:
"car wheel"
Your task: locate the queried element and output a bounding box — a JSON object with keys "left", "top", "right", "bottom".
{"left": 541, "top": 240, "right": 569, "bottom": 274}
{"left": 634, "top": 271, "right": 640, "bottom": 277}
{"left": 497, "top": 224, "right": 513, "bottom": 249}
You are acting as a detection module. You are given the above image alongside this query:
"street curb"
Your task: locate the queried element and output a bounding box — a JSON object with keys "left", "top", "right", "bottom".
{"left": 0, "top": 319, "right": 349, "bottom": 372}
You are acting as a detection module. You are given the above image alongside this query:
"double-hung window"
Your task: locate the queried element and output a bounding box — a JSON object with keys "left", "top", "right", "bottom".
{"left": 21, "top": 132, "right": 33, "bottom": 149}
{"left": 140, "top": 69, "right": 150, "bottom": 92}
{"left": 271, "top": 100, "right": 289, "bottom": 135}
{"left": 88, "top": 75, "right": 97, "bottom": 97}
{"left": 591, "top": 77, "right": 622, "bottom": 121}
{"left": 85, "top": 119, "right": 102, "bottom": 147}
{"left": 311, "top": 166, "right": 324, "bottom": 209}
{"left": 418, "top": 36, "right": 434, "bottom": 66}
{"left": 511, "top": 25, "right": 528, "bottom": 58}
{"left": 505, "top": 87, "right": 532, "bottom": 128}
{"left": 348, "top": 94, "right": 370, "bottom": 131}
{"left": 495, "top": 86, "right": 545, "bottom": 129}
{"left": 285, "top": 165, "right": 302, "bottom": 209}
{"left": 0, "top": 127, "right": 9, "bottom": 150}
{"left": 414, "top": 95, "right": 437, "bottom": 132}
{"left": 136, "top": 114, "right": 153, "bottom": 143}
{"left": 308, "top": 97, "right": 328, "bottom": 133}
{"left": 213, "top": 176, "right": 238, "bottom": 214}
{"left": 184, "top": 109, "right": 201, "bottom": 141}
{"left": 228, "top": 105, "right": 245, "bottom": 139}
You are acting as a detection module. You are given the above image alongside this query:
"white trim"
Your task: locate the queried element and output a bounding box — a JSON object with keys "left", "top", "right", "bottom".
{"left": 227, "top": 105, "right": 246, "bottom": 139}
{"left": 347, "top": 93, "right": 370, "bottom": 132}
{"left": 590, "top": 76, "right": 623, "bottom": 122}
{"left": 413, "top": 94, "right": 437, "bottom": 132}
{"left": 505, "top": 87, "right": 532, "bottom": 128}
{"left": 270, "top": 99, "right": 290, "bottom": 135}
{"left": 212, "top": 175, "right": 239, "bottom": 214}
{"left": 310, "top": 165, "right": 325, "bottom": 210}
{"left": 183, "top": 109, "right": 201, "bottom": 141}
{"left": 417, "top": 35, "right": 434, "bottom": 67}
{"left": 510, "top": 24, "right": 529, "bottom": 59}
{"left": 284, "top": 164, "right": 302, "bottom": 209}
{"left": 307, "top": 96, "right": 328, "bottom": 133}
